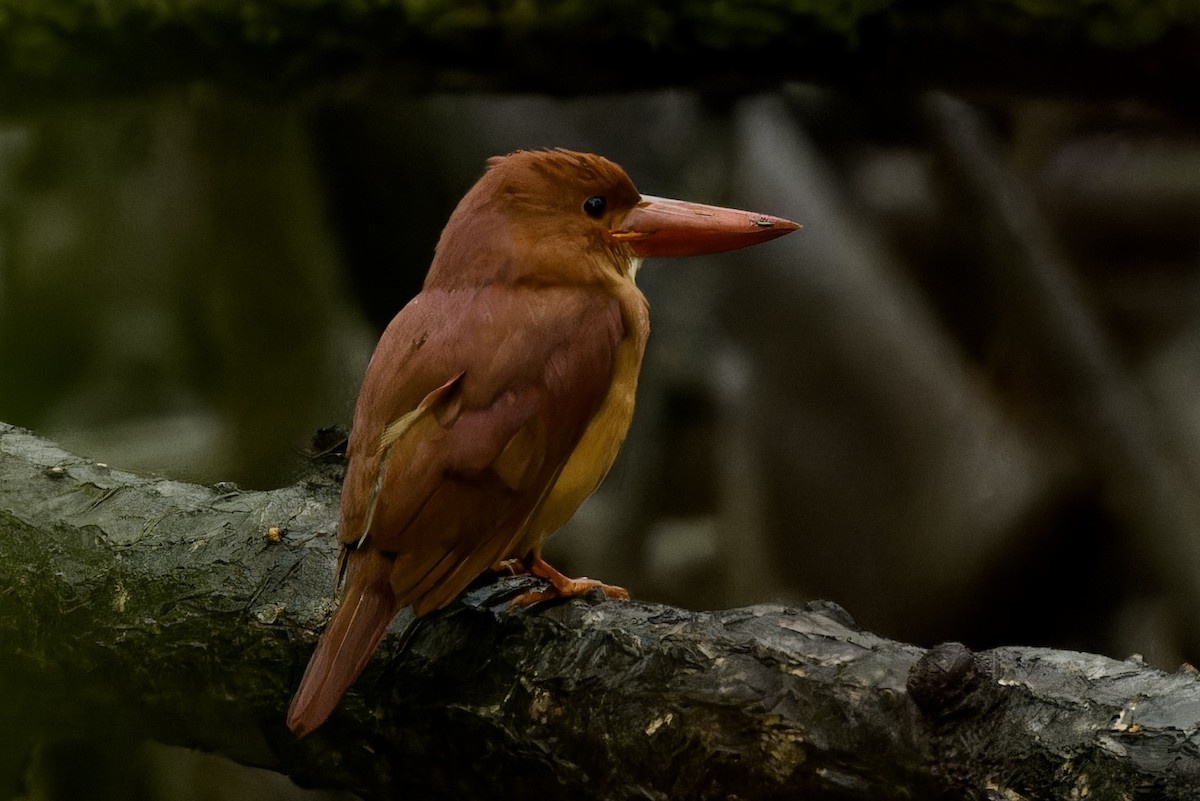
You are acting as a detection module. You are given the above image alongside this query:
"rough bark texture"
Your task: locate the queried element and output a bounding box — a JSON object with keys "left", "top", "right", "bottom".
{"left": 0, "top": 0, "right": 1197, "bottom": 107}
{"left": 4, "top": 422, "right": 1200, "bottom": 799}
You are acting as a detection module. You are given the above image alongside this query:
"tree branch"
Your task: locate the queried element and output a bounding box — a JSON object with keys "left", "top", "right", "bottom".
{"left": 3, "top": 422, "right": 1200, "bottom": 800}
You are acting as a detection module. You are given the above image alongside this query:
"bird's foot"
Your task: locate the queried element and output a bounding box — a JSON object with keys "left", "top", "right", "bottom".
{"left": 509, "top": 555, "right": 630, "bottom": 607}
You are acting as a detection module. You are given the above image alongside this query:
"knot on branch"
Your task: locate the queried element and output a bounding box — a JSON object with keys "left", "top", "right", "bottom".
{"left": 907, "top": 641, "right": 1005, "bottom": 726}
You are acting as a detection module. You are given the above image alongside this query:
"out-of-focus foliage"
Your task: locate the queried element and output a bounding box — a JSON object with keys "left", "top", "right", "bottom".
{"left": 0, "top": 0, "right": 1196, "bottom": 103}
{"left": 996, "top": 0, "right": 1197, "bottom": 47}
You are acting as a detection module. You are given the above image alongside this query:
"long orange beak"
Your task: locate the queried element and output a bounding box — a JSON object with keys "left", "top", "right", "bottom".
{"left": 610, "top": 195, "right": 801, "bottom": 258}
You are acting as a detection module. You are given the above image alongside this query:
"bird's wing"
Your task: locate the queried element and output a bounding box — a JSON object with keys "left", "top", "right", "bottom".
{"left": 338, "top": 283, "right": 626, "bottom": 615}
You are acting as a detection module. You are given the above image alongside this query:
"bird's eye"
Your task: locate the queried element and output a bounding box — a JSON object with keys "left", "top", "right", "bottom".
{"left": 583, "top": 196, "right": 607, "bottom": 218}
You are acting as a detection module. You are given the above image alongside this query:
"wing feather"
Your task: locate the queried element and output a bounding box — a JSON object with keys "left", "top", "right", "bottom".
{"left": 337, "top": 283, "right": 626, "bottom": 613}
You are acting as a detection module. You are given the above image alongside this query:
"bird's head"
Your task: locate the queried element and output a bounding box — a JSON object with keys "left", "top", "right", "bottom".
{"left": 426, "top": 149, "right": 799, "bottom": 289}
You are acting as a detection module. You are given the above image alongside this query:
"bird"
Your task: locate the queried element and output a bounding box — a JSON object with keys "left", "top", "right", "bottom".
{"left": 287, "top": 148, "right": 800, "bottom": 736}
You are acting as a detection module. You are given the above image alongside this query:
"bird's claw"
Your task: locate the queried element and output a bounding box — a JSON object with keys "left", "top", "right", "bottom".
{"left": 510, "top": 578, "right": 630, "bottom": 607}
{"left": 508, "top": 554, "right": 630, "bottom": 607}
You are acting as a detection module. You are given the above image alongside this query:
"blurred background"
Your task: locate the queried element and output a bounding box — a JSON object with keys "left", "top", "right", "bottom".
{"left": 7, "top": 87, "right": 1200, "bottom": 666}
{"left": 2, "top": 2, "right": 1200, "bottom": 797}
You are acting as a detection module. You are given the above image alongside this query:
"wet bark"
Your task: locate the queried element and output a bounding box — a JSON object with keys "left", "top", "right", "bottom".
{"left": 3, "top": 423, "right": 1200, "bottom": 799}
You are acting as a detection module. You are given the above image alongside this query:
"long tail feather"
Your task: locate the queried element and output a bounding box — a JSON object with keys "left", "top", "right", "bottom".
{"left": 287, "top": 551, "right": 395, "bottom": 737}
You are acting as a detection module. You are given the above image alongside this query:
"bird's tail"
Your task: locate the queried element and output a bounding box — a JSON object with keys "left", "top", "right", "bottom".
{"left": 287, "top": 551, "right": 395, "bottom": 737}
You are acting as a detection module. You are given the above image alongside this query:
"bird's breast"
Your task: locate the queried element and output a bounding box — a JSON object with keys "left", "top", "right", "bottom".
{"left": 516, "top": 282, "right": 650, "bottom": 552}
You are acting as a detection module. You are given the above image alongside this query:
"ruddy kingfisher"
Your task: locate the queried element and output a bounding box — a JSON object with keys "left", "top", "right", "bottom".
{"left": 287, "top": 149, "right": 800, "bottom": 735}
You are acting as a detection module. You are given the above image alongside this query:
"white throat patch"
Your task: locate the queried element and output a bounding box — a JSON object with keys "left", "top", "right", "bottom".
{"left": 628, "top": 257, "right": 644, "bottom": 282}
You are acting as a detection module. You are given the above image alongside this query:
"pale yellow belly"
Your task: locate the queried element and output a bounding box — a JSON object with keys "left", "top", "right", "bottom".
{"left": 516, "top": 290, "right": 649, "bottom": 555}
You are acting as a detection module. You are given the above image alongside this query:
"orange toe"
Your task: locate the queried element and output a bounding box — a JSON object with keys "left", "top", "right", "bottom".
{"left": 509, "top": 554, "right": 630, "bottom": 606}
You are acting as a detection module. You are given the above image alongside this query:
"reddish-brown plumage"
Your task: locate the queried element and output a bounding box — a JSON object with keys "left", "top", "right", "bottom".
{"left": 287, "top": 149, "right": 799, "bottom": 736}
